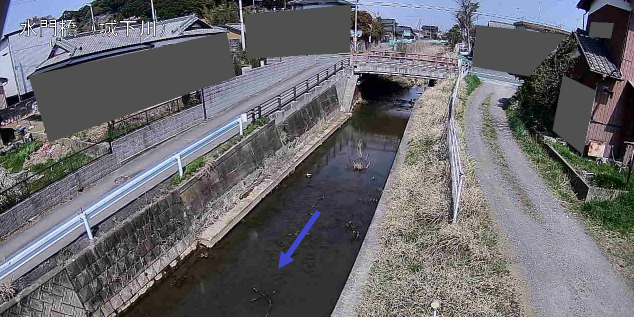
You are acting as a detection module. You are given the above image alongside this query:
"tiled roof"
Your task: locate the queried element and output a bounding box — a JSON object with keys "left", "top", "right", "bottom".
{"left": 575, "top": 30, "right": 623, "bottom": 79}
{"left": 35, "top": 15, "right": 225, "bottom": 71}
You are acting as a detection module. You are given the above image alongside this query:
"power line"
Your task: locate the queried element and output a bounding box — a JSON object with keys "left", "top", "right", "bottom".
{"left": 358, "top": 0, "right": 571, "bottom": 30}
{"left": 10, "top": 0, "right": 50, "bottom": 6}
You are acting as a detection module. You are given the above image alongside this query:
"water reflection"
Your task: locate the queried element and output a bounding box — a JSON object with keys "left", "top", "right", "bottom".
{"left": 123, "top": 82, "right": 420, "bottom": 317}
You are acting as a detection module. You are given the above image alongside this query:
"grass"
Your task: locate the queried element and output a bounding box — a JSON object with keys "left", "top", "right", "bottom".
{"left": 549, "top": 142, "right": 630, "bottom": 190}
{"left": 172, "top": 117, "right": 270, "bottom": 186}
{"left": 172, "top": 157, "right": 206, "bottom": 186}
{"left": 27, "top": 152, "right": 93, "bottom": 193}
{"left": 506, "top": 104, "right": 634, "bottom": 282}
{"left": 359, "top": 78, "right": 522, "bottom": 317}
{"left": 464, "top": 74, "right": 482, "bottom": 96}
{"left": 0, "top": 141, "right": 42, "bottom": 173}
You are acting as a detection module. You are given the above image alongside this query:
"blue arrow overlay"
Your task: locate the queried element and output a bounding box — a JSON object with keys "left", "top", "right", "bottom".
{"left": 279, "top": 210, "right": 321, "bottom": 269}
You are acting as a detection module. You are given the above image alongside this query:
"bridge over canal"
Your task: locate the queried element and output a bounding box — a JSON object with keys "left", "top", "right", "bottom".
{"left": 351, "top": 51, "right": 459, "bottom": 79}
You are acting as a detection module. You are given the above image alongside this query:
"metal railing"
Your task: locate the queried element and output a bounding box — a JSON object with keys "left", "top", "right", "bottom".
{"left": 0, "top": 140, "right": 112, "bottom": 213}
{"left": 246, "top": 59, "right": 349, "bottom": 124}
{"left": 447, "top": 58, "right": 469, "bottom": 223}
{"left": 108, "top": 91, "right": 201, "bottom": 141}
{"left": 0, "top": 97, "right": 37, "bottom": 126}
{"left": 358, "top": 51, "right": 458, "bottom": 66}
{"left": 0, "top": 115, "right": 245, "bottom": 282}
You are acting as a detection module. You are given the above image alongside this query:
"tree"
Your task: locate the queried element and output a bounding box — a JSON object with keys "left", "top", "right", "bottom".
{"left": 454, "top": 0, "right": 479, "bottom": 51}
{"left": 511, "top": 33, "right": 579, "bottom": 133}
{"left": 351, "top": 11, "right": 385, "bottom": 47}
{"left": 202, "top": 0, "right": 240, "bottom": 25}
{"left": 446, "top": 24, "right": 462, "bottom": 46}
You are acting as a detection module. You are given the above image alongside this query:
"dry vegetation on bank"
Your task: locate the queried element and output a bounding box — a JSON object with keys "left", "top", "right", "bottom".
{"left": 358, "top": 78, "right": 523, "bottom": 316}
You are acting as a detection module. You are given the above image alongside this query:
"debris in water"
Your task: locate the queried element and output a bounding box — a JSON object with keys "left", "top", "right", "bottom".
{"left": 248, "top": 287, "right": 276, "bottom": 317}
{"left": 351, "top": 230, "right": 360, "bottom": 241}
{"left": 306, "top": 173, "right": 312, "bottom": 178}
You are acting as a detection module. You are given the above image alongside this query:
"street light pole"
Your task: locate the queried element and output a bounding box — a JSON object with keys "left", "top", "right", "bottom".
{"left": 86, "top": 3, "right": 96, "bottom": 32}
{"left": 354, "top": 0, "right": 359, "bottom": 53}
{"left": 239, "top": 0, "right": 246, "bottom": 51}
{"left": 150, "top": 0, "right": 157, "bottom": 23}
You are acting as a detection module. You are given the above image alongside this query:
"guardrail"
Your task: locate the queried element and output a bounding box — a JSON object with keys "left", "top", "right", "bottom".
{"left": 0, "top": 115, "right": 245, "bottom": 282}
{"left": 246, "top": 59, "right": 349, "bottom": 124}
{"left": 447, "top": 58, "right": 468, "bottom": 223}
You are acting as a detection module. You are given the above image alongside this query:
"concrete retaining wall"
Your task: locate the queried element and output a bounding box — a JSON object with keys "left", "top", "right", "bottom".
{"left": 0, "top": 73, "right": 348, "bottom": 317}
{"left": 203, "top": 56, "right": 317, "bottom": 114}
{"left": 111, "top": 105, "right": 205, "bottom": 163}
{"left": 0, "top": 153, "right": 121, "bottom": 238}
{"left": 546, "top": 143, "right": 627, "bottom": 201}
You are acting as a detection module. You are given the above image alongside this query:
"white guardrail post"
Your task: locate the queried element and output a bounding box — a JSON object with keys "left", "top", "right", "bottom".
{"left": 79, "top": 208, "right": 93, "bottom": 240}
{"left": 174, "top": 152, "right": 183, "bottom": 177}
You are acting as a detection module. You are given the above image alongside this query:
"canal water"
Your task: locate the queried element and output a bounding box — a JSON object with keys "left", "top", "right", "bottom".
{"left": 123, "top": 77, "right": 423, "bottom": 317}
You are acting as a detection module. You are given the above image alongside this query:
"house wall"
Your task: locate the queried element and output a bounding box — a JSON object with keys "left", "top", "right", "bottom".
{"left": 226, "top": 32, "right": 241, "bottom": 40}
{"left": 6, "top": 26, "right": 57, "bottom": 95}
{"left": 583, "top": 5, "right": 634, "bottom": 158}
{"left": 0, "top": 43, "right": 18, "bottom": 98}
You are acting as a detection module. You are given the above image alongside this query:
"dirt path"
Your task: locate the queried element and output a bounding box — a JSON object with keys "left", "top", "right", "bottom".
{"left": 465, "top": 81, "right": 634, "bottom": 317}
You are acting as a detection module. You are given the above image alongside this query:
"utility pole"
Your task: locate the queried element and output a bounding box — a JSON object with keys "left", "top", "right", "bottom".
{"left": 354, "top": 0, "right": 359, "bottom": 53}
{"left": 86, "top": 3, "right": 96, "bottom": 32}
{"left": 239, "top": 0, "right": 246, "bottom": 51}
{"left": 19, "top": 63, "right": 27, "bottom": 99}
{"left": 150, "top": 0, "right": 157, "bottom": 23}
{"left": 538, "top": 2, "right": 542, "bottom": 21}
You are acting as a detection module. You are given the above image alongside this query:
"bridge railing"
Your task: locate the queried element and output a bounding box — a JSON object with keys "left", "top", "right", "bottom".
{"left": 246, "top": 59, "right": 349, "bottom": 123}
{"left": 360, "top": 51, "right": 458, "bottom": 66}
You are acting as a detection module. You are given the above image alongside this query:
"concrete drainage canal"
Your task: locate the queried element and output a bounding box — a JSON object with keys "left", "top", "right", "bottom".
{"left": 122, "top": 77, "right": 424, "bottom": 317}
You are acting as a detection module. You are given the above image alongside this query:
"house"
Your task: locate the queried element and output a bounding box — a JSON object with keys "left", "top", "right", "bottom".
{"left": 420, "top": 25, "right": 439, "bottom": 39}
{"left": 567, "top": 0, "right": 634, "bottom": 161}
{"left": 0, "top": 24, "right": 59, "bottom": 104}
{"left": 513, "top": 21, "right": 570, "bottom": 35}
{"left": 30, "top": 15, "right": 225, "bottom": 75}
{"left": 488, "top": 20, "right": 515, "bottom": 29}
{"left": 0, "top": 78, "right": 7, "bottom": 109}
{"left": 222, "top": 23, "right": 243, "bottom": 51}
{"left": 381, "top": 18, "right": 398, "bottom": 40}
{"left": 395, "top": 26, "right": 415, "bottom": 40}
{"left": 287, "top": 0, "right": 351, "bottom": 10}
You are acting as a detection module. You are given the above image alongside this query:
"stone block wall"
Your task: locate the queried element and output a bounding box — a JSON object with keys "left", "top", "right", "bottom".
{"left": 65, "top": 191, "right": 196, "bottom": 317}
{"left": 0, "top": 268, "right": 86, "bottom": 317}
{"left": 0, "top": 153, "right": 121, "bottom": 237}
{"left": 203, "top": 56, "right": 316, "bottom": 114}
{"left": 111, "top": 105, "right": 205, "bottom": 163}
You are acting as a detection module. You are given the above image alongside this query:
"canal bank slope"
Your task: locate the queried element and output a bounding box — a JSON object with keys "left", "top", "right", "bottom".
{"left": 333, "top": 78, "right": 525, "bottom": 316}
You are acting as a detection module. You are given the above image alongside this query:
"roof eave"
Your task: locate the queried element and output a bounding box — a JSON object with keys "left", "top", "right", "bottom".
{"left": 577, "top": 0, "right": 592, "bottom": 11}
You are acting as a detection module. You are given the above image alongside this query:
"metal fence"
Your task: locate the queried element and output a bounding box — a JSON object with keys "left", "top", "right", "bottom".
{"left": 0, "top": 140, "right": 112, "bottom": 213}
{"left": 108, "top": 91, "right": 201, "bottom": 141}
{"left": 246, "top": 59, "right": 349, "bottom": 124}
{"left": 447, "top": 58, "right": 469, "bottom": 223}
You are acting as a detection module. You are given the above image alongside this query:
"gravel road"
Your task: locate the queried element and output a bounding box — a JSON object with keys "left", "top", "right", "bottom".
{"left": 465, "top": 81, "right": 634, "bottom": 317}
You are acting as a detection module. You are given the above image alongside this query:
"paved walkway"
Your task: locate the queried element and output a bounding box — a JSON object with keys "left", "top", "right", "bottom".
{"left": 0, "top": 55, "right": 346, "bottom": 282}
{"left": 465, "top": 81, "right": 634, "bottom": 316}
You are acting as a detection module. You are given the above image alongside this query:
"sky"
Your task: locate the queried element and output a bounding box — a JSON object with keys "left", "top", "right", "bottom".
{"left": 2, "top": 0, "right": 588, "bottom": 37}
